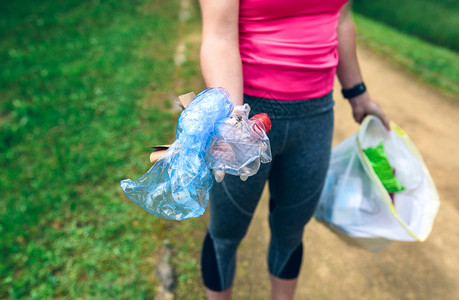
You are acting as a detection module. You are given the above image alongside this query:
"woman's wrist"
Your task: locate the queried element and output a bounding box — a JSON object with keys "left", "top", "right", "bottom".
{"left": 342, "top": 82, "right": 366, "bottom": 100}
{"left": 348, "top": 91, "right": 370, "bottom": 106}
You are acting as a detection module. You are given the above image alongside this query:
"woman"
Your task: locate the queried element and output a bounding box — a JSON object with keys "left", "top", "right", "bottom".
{"left": 199, "top": 0, "right": 390, "bottom": 299}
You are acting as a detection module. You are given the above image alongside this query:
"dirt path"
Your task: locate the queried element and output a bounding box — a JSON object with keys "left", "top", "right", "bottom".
{"left": 233, "top": 46, "right": 459, "bottom": 299}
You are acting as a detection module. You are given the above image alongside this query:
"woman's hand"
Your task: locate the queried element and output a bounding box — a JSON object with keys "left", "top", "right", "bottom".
{"left": 348, "top": 92, "right": 391, "bottom": 130}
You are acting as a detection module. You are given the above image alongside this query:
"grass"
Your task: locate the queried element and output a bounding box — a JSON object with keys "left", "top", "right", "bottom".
{"left": 0, "top": 0, "right": 206, "bottom": 298}
{"left": 353, "top": 0, "right": 459, "bottom": 53}
{"left": 354, "top": 13, "right": 459, "bottom": 98}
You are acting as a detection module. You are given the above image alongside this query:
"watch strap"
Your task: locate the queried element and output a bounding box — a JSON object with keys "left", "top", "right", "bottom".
{"left": 342, "top": 82, "right": 366, "bottom": 99}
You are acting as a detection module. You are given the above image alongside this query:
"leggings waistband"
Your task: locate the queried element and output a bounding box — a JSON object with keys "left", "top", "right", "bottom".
{"left": 244, "top": 91, "right": 334, "bottom": 120}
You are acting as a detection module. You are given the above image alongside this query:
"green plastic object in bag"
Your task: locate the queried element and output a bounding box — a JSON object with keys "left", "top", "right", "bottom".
{"left": 363, "top": 142, "right": 405, "bottom": 194}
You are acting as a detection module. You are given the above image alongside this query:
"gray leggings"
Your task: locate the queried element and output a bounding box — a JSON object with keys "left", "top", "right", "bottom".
{"left": 203, "top": 92, "right": 334, "bottom": 291}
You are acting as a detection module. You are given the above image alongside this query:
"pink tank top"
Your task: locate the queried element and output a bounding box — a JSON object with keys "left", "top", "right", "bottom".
{"left": 239, "top": 0, "right": 348, "bottom": 100}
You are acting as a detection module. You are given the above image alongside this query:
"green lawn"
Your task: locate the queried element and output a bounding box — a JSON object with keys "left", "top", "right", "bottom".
{"left": 1, "top": 0, "right": 205, "bottom": 299}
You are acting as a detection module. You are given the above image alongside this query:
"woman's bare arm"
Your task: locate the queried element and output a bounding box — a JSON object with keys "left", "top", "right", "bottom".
{"left": 199, "top": 0, "right": 243, "bottom": 105}
{"left": 337, "top": 2, "right": 390, "bottom": 130}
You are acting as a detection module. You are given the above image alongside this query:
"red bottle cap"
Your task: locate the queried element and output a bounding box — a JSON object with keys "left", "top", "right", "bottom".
{"left": 251, "top": 113, "right": 272, "bottom": 133}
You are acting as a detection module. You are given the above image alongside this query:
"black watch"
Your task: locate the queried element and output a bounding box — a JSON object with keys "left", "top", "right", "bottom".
{"left": 342, "top": 82, "right": 366, "bottom": 99}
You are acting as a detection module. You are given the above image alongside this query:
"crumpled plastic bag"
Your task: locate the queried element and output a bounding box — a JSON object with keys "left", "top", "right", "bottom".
{"left": 206, "top": 104, "right": 272, "bottom": 182}
{"left": 120, "top": 88, "right": 233, "bottom": 220}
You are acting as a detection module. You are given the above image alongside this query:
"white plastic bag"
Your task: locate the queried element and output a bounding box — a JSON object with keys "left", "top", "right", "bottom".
{"left": 315, "top": 116, "right": 440, "bottom": 252}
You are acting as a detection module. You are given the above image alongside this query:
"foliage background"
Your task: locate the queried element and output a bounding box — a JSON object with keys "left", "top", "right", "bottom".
{"left": 353, "top": 0, "right": 459, "bottom": 52}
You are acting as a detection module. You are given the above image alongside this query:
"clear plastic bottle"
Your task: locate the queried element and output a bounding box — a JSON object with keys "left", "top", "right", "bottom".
{"left": 206, "top": 106, "right": 272, "bottom": 182}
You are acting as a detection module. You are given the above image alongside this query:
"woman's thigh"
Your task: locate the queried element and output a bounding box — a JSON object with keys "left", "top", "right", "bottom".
{"left": 268, "top": 107, "right": 334, "bottom": 247}
{"left": 208, "top": 161, "right": 271, "bottom": 245}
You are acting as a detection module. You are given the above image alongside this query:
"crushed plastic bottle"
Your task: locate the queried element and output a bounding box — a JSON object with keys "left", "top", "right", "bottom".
{"left": 120, "top": 88, "right": 233, "bottom": 220}
{"left": 120, "top": 88, "right": 272, "bottom": 221}
{"left": 206, "top": 104, "right": 272, "bottom": 182}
